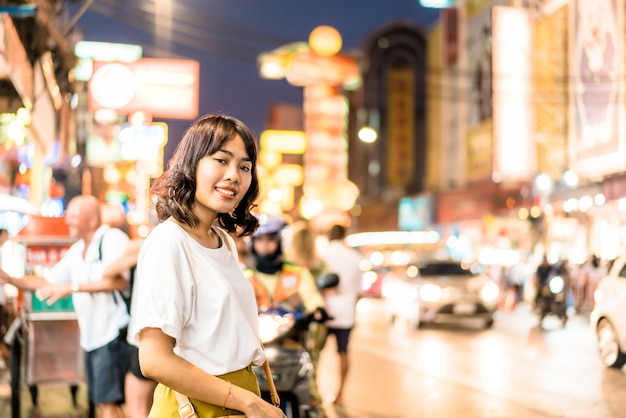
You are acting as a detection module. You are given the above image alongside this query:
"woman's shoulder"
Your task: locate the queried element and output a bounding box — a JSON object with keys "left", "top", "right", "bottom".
{"left": 143, "top": 220, "right": 189, "bottom": 247}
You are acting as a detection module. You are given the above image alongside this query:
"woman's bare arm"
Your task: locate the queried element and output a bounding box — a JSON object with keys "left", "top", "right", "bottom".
{"left": 139, "top": 328, "right": 285, "bottom": 417}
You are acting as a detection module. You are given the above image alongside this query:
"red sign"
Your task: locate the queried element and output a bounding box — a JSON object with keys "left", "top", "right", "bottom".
{"left": 25, "top": 245, "right": 70, "bottom": 267}
{"left": 88, "top": 58, "right": 200, "bottom": 120}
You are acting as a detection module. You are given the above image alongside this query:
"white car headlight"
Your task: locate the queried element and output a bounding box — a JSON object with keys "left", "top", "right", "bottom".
{"left": 481, "top": 281, "right": 500, "bottom": 302}
{"left": 382, "top": 281, "right": 418, "bottom": 302}
{"left": 548, "top": 275, "right": 564, "bottom": 294}
{"left": 419, "top": 283, "right": 443, "bottom": 302}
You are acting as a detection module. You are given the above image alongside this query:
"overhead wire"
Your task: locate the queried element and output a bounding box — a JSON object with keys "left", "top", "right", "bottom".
{"left": 80, "top": 0, "right": 294, "bottom": 65}
{"left": 87, "top": 2, "right": 255, "bottom": 63}
{"left": 125, "top": 0, "right": 294, "bottom": 48}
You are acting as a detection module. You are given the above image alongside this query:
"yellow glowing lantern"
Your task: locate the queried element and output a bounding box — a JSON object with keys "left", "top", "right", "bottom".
{"left": 309, "top": 25, "right": 342, "bottom": 57}
{"left": 260, "top": 130, "right": 307, "bottom": 154}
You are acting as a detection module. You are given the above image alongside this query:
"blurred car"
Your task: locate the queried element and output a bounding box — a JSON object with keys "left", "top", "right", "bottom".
{"left": 359, "top": 264, "right": 390, "bottom": 298}
{"left": 381, "top": 259, "right": 500, "bottom": 328}
{"left": 344, "top": 230, "right": 443, "bottom": 298}
{"left": 590, "top": 255, "right": 626, "bottom": 368}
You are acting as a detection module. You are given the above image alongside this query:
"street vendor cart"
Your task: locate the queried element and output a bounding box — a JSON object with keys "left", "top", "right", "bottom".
{"left": 6, "top": 215, "right": 92, "bottom": 418}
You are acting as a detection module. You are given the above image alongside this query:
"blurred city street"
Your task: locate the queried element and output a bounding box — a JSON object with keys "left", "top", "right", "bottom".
{"left": 3, "top": 1, "right": 626, "bottom": 417}
{"left": 1, "top": 298, "right": 624, "bottom": 417}
{"left": 318, "top": 298, "right": 626, "bottom": 418}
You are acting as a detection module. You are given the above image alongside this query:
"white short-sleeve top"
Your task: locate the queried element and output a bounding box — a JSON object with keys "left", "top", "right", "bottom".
{"left": 129, "top": 219, "right": 265, "bottom": 376}
{"left": 48, "top": 224, "right": 131, "bottom": 351}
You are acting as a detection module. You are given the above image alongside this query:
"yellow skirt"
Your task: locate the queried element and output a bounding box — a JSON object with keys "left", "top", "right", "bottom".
{"left": 149, "top": 365, "right": 260, "bottom": 418}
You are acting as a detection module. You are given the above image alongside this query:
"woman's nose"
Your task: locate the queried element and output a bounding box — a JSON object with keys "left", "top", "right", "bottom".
{"left": 226, "top": 163, "right": 240, "bottom": 182}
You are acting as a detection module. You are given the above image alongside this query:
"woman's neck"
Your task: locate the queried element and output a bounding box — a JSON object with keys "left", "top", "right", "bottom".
{"left": 174, "top": 218, "right": 221, "bottom": 249}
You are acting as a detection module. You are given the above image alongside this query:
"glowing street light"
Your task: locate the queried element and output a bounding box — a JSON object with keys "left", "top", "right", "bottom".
{"left": 358, "top": 126, "right": 378, "bottom": 143}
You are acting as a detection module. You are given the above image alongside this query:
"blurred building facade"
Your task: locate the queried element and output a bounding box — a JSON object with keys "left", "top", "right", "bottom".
{"left": 349, "top": 0, "right": 626, "bottom": 264}
{"left": 0, "top": 1, "right": 79, "bottom": 219}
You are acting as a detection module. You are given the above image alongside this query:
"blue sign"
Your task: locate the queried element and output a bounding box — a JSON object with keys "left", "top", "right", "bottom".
{"left": 398, "top": 196, "right": 434, "bottom": 231}
{"left": 419, "top": 0, "right": 455, "bottom": 8}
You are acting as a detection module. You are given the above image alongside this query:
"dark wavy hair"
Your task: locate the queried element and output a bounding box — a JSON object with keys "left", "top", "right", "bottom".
{"left": 151, "top": 113, "right": 259, "bottom": 237}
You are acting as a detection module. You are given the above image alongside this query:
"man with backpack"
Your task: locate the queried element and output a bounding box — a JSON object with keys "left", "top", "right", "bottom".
{"left": 0, "top": 195, "right": 131, "bottom": 418}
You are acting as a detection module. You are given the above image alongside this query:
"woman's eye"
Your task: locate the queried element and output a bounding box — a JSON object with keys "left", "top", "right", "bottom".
{"left": 214, "top": 158, "right": 226, "bottom": 164}
{"left": 240, "top": 165, "right": 251, "bottom": 172}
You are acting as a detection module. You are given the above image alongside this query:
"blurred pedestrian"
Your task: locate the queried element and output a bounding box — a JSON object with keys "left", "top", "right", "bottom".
{"left": 573, "top": 259, "right": 588, "bottom": 314}
{"left": 128, "top": 114, "right": 284, "bottom": 417}
{"left": 575, "top": 255, "right": 604, "bottom": 314}
{"left": 286, "top": 220, "right": 327, "bottom": 280}
{"left": 533, "top": 255, "right": 554, "bottom": 309}
{"left": 584, "top": 255, "right": 606, "bottom": 313}
{"left": 556, "top": 258, "right": 573, "bottom": 309}
{"left": 319, "top": 224, "right": 363, "bottom": 405}
{"left": 0, "top": 195, "right": 131, "bottom": 418}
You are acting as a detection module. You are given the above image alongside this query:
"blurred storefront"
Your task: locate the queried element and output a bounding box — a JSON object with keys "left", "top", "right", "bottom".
{"left": 0, "top": 8, "right": 76, "bottom": 221}
{"left": 420, "top": 0, "right": 626, "bottom": 265}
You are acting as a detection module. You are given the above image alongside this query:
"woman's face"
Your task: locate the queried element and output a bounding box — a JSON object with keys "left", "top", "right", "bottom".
{"left": 193, "top": 134, "right": 253, "bottom": 217}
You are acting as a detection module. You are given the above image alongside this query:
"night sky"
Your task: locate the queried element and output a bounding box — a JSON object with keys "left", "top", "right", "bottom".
{"left": 71, "top": 0, "right": 441, "bottom": 163}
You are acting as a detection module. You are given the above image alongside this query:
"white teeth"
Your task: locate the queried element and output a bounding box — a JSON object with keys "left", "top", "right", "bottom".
{"left": 216, "top": 187, "right": 235, "bottom": 196}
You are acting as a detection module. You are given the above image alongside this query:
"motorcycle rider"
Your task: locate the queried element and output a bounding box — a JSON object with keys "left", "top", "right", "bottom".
{"left": 247, "top": 214, "right": 326, "bottom": 316}
{"left": 246, "top": 213, "right": 327, "bottom": 416}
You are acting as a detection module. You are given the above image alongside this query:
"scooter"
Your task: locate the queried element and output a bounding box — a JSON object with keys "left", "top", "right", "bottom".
{"left": 253, "top": 308, "right": 317, "bottom": 418}
{"left": 253, "top": 273, "right": 337, "bottom": 418}
{"left": 536, "top": 274, "right": 568, "bottom": 327}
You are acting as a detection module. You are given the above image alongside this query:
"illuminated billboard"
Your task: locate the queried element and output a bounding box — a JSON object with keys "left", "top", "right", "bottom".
{"left": 569, "top": 0, "right": 626, "bottom": 178}
{"left": 492, "top": 6, "right": 534, "bottom": 182}
{"left": 88, "top": 58, "right": 200, "bottom": 120}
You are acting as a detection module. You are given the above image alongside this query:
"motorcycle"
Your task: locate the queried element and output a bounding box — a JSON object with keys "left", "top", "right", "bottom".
{"left": 253, "top": 307, "right": 324, "bottom": 418}
{"left": 536, "top": 274, "right": 568, "bottom": 327}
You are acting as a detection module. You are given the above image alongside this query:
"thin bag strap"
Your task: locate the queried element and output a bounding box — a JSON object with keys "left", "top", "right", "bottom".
{"left": 260, "top": 344, "right": 280, "bottom": 407}
{"left": 173, "top": 390, "right": 198, "bottom": 418}
{"left": 214, "top": 226, "right": 233, "bottom": 253}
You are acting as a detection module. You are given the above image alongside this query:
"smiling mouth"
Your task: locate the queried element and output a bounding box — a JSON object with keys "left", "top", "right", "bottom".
{"left": 216, "top": 187, "right": 235, "bottom": 197}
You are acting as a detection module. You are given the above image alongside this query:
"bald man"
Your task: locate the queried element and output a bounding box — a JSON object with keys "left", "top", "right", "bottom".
{"left": 0, "top": 195, "right": 131, "bottom": 418}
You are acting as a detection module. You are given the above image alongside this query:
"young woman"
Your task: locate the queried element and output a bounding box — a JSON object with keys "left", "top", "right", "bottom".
{"left": 129, "top": 114, "right": 286, "bottom": 418}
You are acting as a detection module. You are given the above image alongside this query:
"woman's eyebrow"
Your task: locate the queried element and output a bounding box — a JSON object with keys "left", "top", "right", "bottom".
{"left": 216, "top": 148, "right": 252, "bottom": 162}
